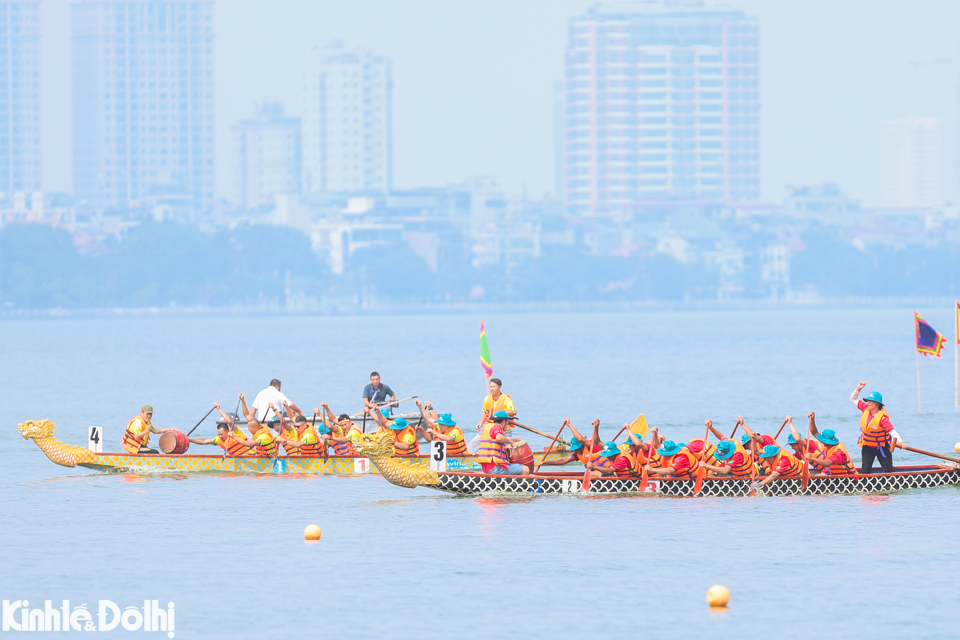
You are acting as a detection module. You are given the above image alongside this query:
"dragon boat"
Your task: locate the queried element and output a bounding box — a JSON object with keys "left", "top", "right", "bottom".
{"left": 351, "top": 431, "right": 960, "bottom": 497}
{"left": 17, "top": 420, "right": 567, "bottom": 475}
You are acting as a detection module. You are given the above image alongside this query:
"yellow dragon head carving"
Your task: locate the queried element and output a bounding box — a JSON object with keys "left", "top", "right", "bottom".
{"left": 18, "top": 419, "right": 97, "bottom": 468}
{"left": 351, "top": 429, "right": 440, "bottom": 488}
{"left": 18, "top": 419, "right": 56, "bottom": 442}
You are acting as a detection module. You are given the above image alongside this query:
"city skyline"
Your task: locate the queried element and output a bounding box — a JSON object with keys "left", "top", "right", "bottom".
{"left": 16, "top": 0, "right": 960, "bottom": 208}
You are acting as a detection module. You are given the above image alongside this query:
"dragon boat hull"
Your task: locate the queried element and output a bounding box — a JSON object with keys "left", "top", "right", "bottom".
{"left": 74, "top": 451, "right": 568, "bottom": 475}
{"left": 421, "top": 466, "right": 960, "bottom": 497}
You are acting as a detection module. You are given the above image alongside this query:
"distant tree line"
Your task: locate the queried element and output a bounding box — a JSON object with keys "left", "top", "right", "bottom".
{"left": 1, "top": 220, "right": 958, "bottom": 308}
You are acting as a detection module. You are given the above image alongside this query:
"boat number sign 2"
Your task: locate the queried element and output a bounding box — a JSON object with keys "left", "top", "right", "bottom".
{"left": 429, "top": 441, "right": 447, "bottom": 472}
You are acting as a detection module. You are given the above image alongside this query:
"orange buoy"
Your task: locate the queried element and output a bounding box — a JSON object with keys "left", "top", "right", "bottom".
{"left": 706, "top": 585, "right": 730, "bottom": 607}
{"left": 954, "top": 443, "right": 960, "bottom": 453}
{"left": 303, "top": 524, "right": 322, "bottom": 541}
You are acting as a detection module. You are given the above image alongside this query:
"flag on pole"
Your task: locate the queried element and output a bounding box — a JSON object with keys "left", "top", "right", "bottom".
{"left": 480, "top": 320, "right": 493, "bottom": 379}
{"left": 955, "top": 300, "right": 960, "bottom": 345}
{"left": 915, "top": 311, "right": 947, "bottom": 358}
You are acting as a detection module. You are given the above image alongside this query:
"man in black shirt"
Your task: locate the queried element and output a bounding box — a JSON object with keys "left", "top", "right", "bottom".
{"left": 363, "top": 371, "right": 396, "bottom": 414}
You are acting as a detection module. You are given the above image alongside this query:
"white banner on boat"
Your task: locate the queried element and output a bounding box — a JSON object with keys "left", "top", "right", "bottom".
{"left": 87, "top": 426, "right": 103, "bottom": 453}
{"left": 429, "top": 440, "right": 447, "bottom": 472}
{"left": 353, "top": 458, "right": 371, "bottom": 474}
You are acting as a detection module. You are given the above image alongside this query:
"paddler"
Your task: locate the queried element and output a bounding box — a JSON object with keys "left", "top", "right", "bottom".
{"left": 415, "top": 400, "right": 467, "bottom": 456}
{"left": 785, "top": 415, "right": 822, "bottom": 460}
{"left": 189, "top": 421, "right": 253, "bottom": 457}
{"left": 475, "top": 410, "right": 529, "bottom": 475}
{"left": 803, "top": 411, "right": 858, "bottom": 477}
{"left": 699, "top": 419, "right": 752, "bottom": 477}
{"left": 644, "top": 440, "right": 699, "bottom": 480}
{"left": 479, "top": 377, "right": 517, "bottom": 426}
{"left": 538, "top": 418, "right": 603, "bottom": 468}
{"left": 211, "top": 401, "right": 255, "bottom": 456}
{"left": 120, "top": 405, "right": 172, "bottom": 454}
{"left": 851, "top": 381, "right": 899, "bottom": 473}
{"left": 320, "top": 403, "right": 361, "bottom": 456}
{"left": 366, "top": 407, "right": 420, "bottom": 457}
{"left": 276, "top": 410, "right": 302, "bottom": 456}
{"left": 756, "top": 444, "right": 803, "bottom": 486}
{"left": 739, "top": 418, "right": 779, "bottom": 455}
{"left": 247, "top": 403, "right": 281, "bottom": 457}
{"left": 589, "top": 440, "right": 639, "bottom": 478}
{"left": 277, "top": 414, "right": 324, "bottom": 457}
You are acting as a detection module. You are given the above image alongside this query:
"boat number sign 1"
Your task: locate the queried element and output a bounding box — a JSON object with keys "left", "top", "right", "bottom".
{"left": 429, "top": 440, "right": 447, "bottom": 472}
{"left": 87, "top": 426, "right": 103, "bottom": 453}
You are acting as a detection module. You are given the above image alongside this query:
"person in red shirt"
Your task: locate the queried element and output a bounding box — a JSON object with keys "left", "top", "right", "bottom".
{"left": 739, "top": 418, "right": 780, "bottom": 456}
{"left": 538, "top": 418, "right": 602, "bottom": 469}
{"left": 804, "top": 411, "right": 858, "bottom": 477}
{"left": 588, "top": 441, "right": 637, "bottom": 479}
{"left": 851, "top": 381, "right": 901, "bottom": 473}
{"left": 645, "top": 440, "right": 698, "bottom": 480}
{"left": 757, "top": 445, "right": 803, "bottom": 485}
{"left": 786, "top": 415, "right": 822, "bottom": 459}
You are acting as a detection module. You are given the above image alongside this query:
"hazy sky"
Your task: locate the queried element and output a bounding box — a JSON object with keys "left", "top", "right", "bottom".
{"left": 39, "top": 0, "right": 960, "bottom": 205}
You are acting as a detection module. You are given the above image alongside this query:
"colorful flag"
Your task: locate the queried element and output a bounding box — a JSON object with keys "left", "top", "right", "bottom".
{"left": 480, "top": 320, "right": 493, "bottom": 379}
{"left": 955, "top": 301, "right": 960, "bottom": 345}
{"left": 915, "top": 311, "right": 947, "bottom": 358}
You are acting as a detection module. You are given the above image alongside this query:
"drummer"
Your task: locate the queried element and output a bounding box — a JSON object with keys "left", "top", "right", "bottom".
{"left": 415, "top": 400, "right": 468, "bottom": 456}
{"left": 120, "top": 405, "right": 172, "bottom": 454}
{"left": 475, "top": 411, "right": 529, "bottom": 475}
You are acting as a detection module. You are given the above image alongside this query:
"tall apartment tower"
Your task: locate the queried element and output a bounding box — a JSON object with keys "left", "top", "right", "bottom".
{"left": 0, "top": 1, "right": 41, "bottom": 197}
{"left": 880, "top": 118, "right": 942, "bottom": 208}
{"left": 231, "top": 103, "right": 301, "bottom": 210}
{"left": 71, "top": 0, "right": 214, "bottom": 209}
{"left": 564, "top": 3, "right": 760, "bottom": 217}
{"left": 301, "top": 42, "right": 392, "bottom": 194}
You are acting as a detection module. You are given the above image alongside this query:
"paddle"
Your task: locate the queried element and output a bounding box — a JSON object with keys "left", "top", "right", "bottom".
{"left": 534, "top": 422, "right": 568, "bottom": 474}
{"left": 349, "top": 395, "right": 419, "bottom": 419}
{"left": 186, "top": 405, "right": 217, "bottom": 437}
{"left": 899, "top": 444, "right": 960, "bottom": 465}
{"left": 511, "top": 420, "right": 557, "bottom": 440}
{"left": 613, "top": 413, "right": 649, "bottom": 442}
{"left": 800, "top": 419, "right": 812, "bottom": 489}
{"left": 729, "top": 417, "right": 742, "bottom": 439}
{"left": 773, "top": 417, "right": 790, "bottom": 441}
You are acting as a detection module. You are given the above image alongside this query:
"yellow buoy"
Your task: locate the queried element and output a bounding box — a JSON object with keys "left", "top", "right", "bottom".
{"left": 706, "top": 585, "right": 730, "bottom": 608}
{"left": 954, "top": 442, "right": 960, "bottom": 453}
{"left": 303, "top": 524, "right": 322, "bottom": 541}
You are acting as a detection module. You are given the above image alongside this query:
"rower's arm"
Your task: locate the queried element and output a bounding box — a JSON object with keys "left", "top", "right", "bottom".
{"left": 646, "top": 465, "right": 676, "bottom": 476}
{"left": 188, "top": 437, "right": 215, "bottom": 445}
{"left": 239, "top": 393, "right": 253, "bottom": 422}
{"left": 788, "top": 421, "right": 801, "bottom": 445}
{"left": 590, "top": 419, "right": 602, "bottom": 447}
{"left": 706, "top": 421, "right": 726, "bottom": 441}
{"left": 808, "top": 412, "right": 819, "bottom": 437}
{"left": 538, "top": 455, "right": 575, "bottom": 466}
{"left": 851, "top": 382, "right": 866, "bottom": 406}
{"left": 414, "top": 401, "right": 437, "bottom": 429}
{"left": 759, "top": 470, "right": 781, "bottom": 486}
{"left": 700, "top": 463, "right": 730, "bottom": 475}
{"left": 235, "top": 437, "right": 259, "bottom": 448}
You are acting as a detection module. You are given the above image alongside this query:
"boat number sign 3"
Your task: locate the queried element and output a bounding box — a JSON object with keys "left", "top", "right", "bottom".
{"left": 429, "top": 441, "right": 447, "bottom": 472}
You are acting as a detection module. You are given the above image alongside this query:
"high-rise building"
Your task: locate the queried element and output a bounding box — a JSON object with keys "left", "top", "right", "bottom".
{"left": 231, "top": 103, "right": 301, "bottom": 210}
{"left": 564, "top": 3, "right": 760, "bottom": 217}
{"left": 0, "top": 1, "right": 41, "bottom": 197}
{"left": 880, "top": 118, "right": 942, "bottom": 208}
{"left": 71, "top": 0, "right": 214, "bottom": 209}
{"left": 301, "top": 42, "right": 392, "bottom": 194}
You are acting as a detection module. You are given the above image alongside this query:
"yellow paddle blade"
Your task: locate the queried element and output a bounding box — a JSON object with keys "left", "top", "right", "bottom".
{"left": 629, "top": 414, "right": 648, "bottom": 438}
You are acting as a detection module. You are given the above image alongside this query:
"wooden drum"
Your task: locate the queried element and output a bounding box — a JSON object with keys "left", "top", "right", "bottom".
{"left": 158, "top": 429, "right": 190, "bottom": 454}
{"left": 506, "top": 439, "right": 534, "bottom": 470}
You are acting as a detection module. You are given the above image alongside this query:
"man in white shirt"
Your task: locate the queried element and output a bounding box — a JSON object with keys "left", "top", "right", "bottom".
{"left": 251, "top": 379, "right": 302, "bottom": 424}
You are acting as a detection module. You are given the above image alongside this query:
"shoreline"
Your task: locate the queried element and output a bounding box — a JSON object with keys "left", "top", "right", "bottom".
{"left": 0, "top": 295, "right": 954, "bottom": 319}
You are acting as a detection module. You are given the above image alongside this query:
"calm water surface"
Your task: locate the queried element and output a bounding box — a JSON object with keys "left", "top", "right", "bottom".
{"left": 3, "top": 308, "right": 960, "bottom": 639}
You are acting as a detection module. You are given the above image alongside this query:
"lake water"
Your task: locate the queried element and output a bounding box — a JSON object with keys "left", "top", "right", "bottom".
{"left": 3, "top": 307, "right": 960, "bottom": 639}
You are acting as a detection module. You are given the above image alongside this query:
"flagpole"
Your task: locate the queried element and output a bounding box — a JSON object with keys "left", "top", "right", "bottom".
{"left": 917, "top": 348, "right": 922, "bottom": 414}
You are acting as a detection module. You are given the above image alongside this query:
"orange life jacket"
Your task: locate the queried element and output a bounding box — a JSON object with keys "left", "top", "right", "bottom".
{"left": 762, "top": 450, "right": 803, "bottom": 479}
{"left": 279, "top": 425, "right": 301, "bottom": 456}
{"left": 393, "top": 426, "right": 420, "bottom": 457}
{"left": 328, "top": 425, "right": 352, "bottom": 456}
{"left": 431, "top": 425, "right": 467, "bottom": 457}
{"left": 215, "top": 434, "right": 252, "bottom": 457}
{"left": 710, "top": 441, "right": 753, "bottom": 478}
{"left": 658, "top": 449, "right": 699, "bottom": 480}
{"left": 121, "top": 417, "right": 150, "bottom": 453}
{"left": 859, "top": 408, "right": 891, "bottom": 450}
{"left": 297, "top": 425, "right": 322, "bottom": 457}
{"left": 253, "top": 427, "right": 278, "bottom": 457}
{"left": 476, "top": 422, "right": 508, "bottom": 465}
{"left": 817, "top": 442, "right": 858, "bottom": 477}
{"left": 593, "top": 454, "right": 614, "bottom": 471}
{"left": 614, "top": 451, "right": 640, "bottom": 478}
